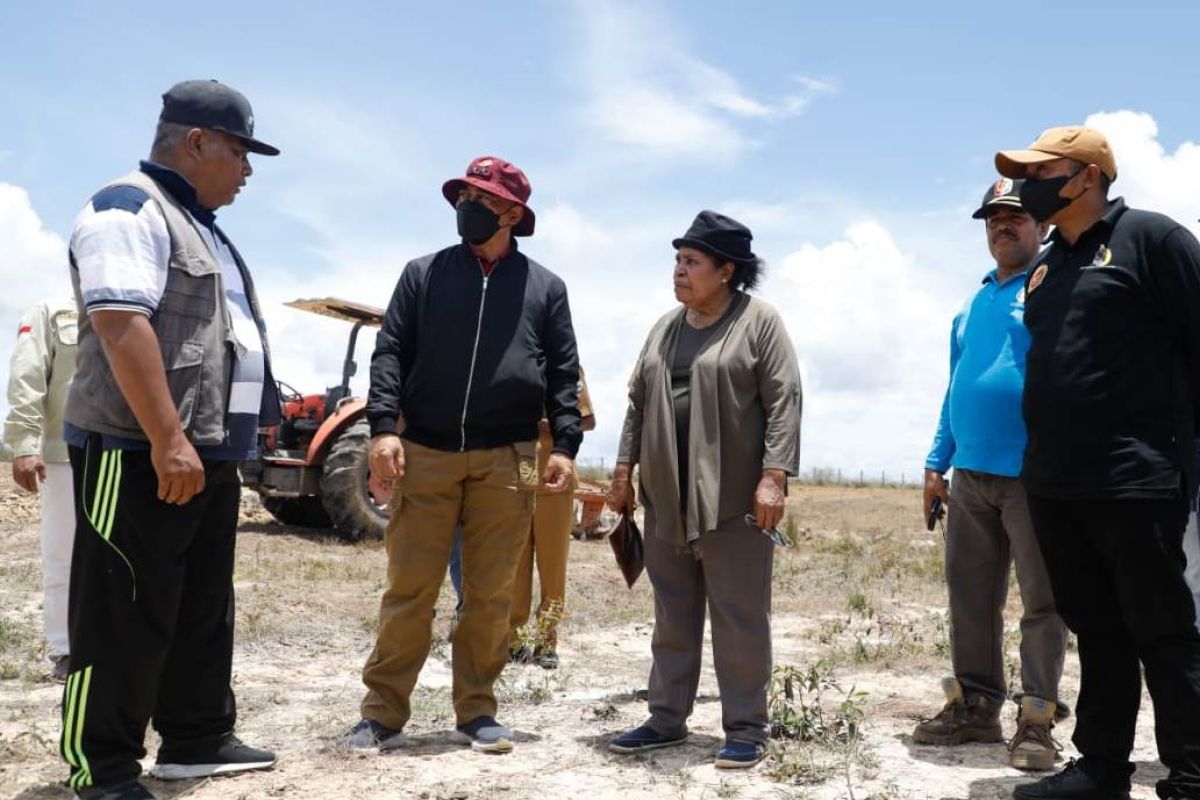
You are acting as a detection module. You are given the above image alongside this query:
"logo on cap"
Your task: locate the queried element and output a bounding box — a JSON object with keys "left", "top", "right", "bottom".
{"left": 470, "top": 159, "right": 493, "bottom": 178}
{"left": 1028, "top": 264, "right": 1049, "bottom": 294}
{"left": 993, "top": 178, "right": 1014, "bottom": 197}
{"left": 1092, "top": 244, "right": 1113, "bottom": 267}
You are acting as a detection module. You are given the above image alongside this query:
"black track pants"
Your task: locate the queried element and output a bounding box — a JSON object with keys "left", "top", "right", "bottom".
{"left": 62, "top": 437, "right": 240, "bottom": 791}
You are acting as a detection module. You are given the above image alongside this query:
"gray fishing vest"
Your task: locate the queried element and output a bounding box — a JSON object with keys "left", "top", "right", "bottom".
{"left": 65, "top": 170, "right": 248, "bottom": 446}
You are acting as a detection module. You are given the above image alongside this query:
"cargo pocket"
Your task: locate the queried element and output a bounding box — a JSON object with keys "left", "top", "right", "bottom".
{"left": 162, "top": 340, "right": 205, "bottom": 432}
{"left": 511, "top": 440, "right": 540, "bottom": 492}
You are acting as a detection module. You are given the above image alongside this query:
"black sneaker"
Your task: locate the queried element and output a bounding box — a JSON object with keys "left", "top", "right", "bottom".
{"left": 76, "top": 781, "right": 157, "bottom": 800}
{"left": 149, "top": 732, "right": 276, "bottom": 780}
{"left": 1012, "top": 758, "right": 1131, "bottom": 800}
{"left": 536, "top": 649, "right": 560, "bottom": 670}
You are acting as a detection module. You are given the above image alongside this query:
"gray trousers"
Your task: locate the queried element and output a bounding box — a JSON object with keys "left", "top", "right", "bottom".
{"left": 946, "top": 469, "right": 1067, "bottom": 706}
{"left": 643, "top": 516, "right": 774, "bottom": 744}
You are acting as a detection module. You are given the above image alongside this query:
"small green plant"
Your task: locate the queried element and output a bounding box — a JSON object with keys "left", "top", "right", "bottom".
{"left": 513, "top": 598, "right": 565, "bottom": 656}
{"left": 846, "top": 591, "right": 873, "bottom": 617}
{"left": 769, "top": 663, "right": 866, "bottom": 744}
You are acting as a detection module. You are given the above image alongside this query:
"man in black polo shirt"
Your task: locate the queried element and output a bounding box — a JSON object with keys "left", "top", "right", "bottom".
{"left": 996, "top": 126, "right": 1200, "bottom": 800}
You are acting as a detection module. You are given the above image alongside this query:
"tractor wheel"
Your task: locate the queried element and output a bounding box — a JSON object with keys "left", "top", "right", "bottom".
{"left": 261, "top": 495, "right": 332, "bottom": 528}
{"left": 319, "top": 420, "right": 389, "bottom": 541}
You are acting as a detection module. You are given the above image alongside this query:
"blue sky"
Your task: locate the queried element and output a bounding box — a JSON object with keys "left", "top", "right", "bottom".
{"left": 4, "top": 0, "right": 1200, "bottom": 476}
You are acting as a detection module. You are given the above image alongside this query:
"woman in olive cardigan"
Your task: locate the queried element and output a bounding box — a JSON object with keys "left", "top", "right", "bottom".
{"left": 607, "top": 210, "right": 802, "bottom": 769}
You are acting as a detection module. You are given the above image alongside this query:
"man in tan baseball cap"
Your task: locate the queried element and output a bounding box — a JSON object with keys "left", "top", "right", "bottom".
{"left": 996, "top": 126, "right": 1116, "bottom": 183}
{"left": 998, "top": 125, "right": 1200, "bottom": 800}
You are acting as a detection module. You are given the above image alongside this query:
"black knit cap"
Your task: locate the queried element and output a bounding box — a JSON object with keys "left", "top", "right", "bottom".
{"left": 672, "top": 210, "right": 757, "bottom": 265}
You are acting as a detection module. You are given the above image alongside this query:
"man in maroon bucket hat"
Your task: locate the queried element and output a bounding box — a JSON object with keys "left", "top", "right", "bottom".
{"left": 344, "top": 156, "right": 582, "bottom": 755}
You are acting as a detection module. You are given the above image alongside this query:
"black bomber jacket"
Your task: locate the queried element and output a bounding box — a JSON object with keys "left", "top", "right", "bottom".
{"left": 366, "top": 241, "right": 582, "bottom": 457}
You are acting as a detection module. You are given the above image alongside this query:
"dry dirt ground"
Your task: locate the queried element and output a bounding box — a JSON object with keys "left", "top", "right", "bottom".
{"left": 0, "top": 478, "right": 1168, "bottom": 800}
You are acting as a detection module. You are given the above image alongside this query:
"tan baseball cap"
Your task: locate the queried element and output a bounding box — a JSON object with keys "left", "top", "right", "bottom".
{"left": 995, "top": 126, "right": 1117, "bottom": 182}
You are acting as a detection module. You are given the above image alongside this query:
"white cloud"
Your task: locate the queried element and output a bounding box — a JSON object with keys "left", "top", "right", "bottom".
{"left": 0, "top": 182, "right": 70, "bottom": 331}
{"left": 771, "top": 221, "right": 952, "bottom": 477}
{"left": 573, "top": 0, "right": 835, "bottom": 159}
{"left": 1085, "top": 110, "right": 1200, "bottom": 238}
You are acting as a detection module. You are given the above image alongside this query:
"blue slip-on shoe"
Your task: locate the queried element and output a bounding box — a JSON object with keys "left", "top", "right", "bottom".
{"left": 341, "top": 718, "right": 409, "bottom": 752}
{"left": 451, "top": 715, "right": 514, "bottom": 753}
{"left": 608, "top": 724, "right": 688, "bottom": 754}
{"left": 714, "top": 739, "right": 766, "bottom": 769}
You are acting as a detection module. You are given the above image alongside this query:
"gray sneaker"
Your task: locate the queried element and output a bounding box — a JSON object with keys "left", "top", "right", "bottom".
{"left": 450, "top": 715, "right": 514, "bottom": 753}
{"left": 342, "top": 719, "right": 408, "bottom": 752}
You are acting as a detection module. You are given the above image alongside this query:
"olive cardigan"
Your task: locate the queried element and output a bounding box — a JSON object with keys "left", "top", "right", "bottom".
{"left": 617, "top": 292, "right": 802, "bottom": 547}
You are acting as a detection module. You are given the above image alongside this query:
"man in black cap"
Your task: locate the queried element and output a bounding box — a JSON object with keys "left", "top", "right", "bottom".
{"left": 914, "top": 179, "right": 1067, "bottom": 771}
{"left": 59, "top": 79, "right": 280, "bottom": 800}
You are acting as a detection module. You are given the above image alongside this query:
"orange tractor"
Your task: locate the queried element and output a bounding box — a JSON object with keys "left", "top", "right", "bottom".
{"left": 242, "top": 297, "right": 391, "bottom": 540}
{"left": 243, "top": 296, "right": 613, "bottom": 541}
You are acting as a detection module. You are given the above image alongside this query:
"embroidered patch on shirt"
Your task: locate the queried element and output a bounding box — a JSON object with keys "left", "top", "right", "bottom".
{"left": 1028, "top": 263, "right": 1049, "bottom": 294}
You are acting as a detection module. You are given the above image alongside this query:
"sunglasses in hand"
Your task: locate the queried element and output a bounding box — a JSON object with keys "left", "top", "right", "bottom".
{"left": 744, "top": 514, "right": 793, "bottom": 548}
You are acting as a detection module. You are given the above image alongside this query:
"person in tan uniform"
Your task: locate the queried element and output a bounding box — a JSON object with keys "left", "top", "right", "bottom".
{"left": 4, "top": 297, "right": 78, "bottom": 682}
{"left": 508, "top": 369, "right": 596, "bottom": 669}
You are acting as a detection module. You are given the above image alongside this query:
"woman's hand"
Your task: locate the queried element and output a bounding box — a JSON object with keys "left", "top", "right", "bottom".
{"left": 607, "top": 462, "right": 636, "bottom": 514}
{"left": 753, "top": 468, "right": 787, "bottom": 531}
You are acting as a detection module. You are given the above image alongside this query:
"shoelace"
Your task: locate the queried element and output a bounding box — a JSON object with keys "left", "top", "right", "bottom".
{"left": 1008, "top": 721, "right": 1062, "bottom": 753}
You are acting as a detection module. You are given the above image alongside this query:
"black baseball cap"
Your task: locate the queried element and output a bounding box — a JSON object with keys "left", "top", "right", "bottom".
{"left": 971, "top": 177, "right": 1025, "bottom": 219}
{"left": 159, "top": 79, "right": 280, "bottom": 156}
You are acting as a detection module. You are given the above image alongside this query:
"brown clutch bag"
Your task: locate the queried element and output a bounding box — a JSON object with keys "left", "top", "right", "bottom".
{"left": 608, "top": 512, "right": 645, "bottom": 588}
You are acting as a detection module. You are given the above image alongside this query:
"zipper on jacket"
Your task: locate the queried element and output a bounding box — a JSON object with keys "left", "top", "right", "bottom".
{"left": 459, "top": 273, "right": 490, "bottom": 451}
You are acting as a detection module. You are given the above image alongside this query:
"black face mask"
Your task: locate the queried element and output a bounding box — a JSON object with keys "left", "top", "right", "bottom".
{"left": 1019, "top": 172, "right": 1085, "bottom": 223}
{"left": 456, "top": 199, "right": 501, "bottom": 245}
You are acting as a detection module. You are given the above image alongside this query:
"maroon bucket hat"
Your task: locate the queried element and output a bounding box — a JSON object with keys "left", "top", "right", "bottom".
{"left": 441, "top": 156, "right": 535, "bottom": 237}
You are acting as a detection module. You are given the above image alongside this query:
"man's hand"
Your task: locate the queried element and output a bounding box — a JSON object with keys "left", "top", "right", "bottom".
{"left": 152, "top": 429, "right": 205, "bottom": 505}
{"left": 369, "top": 434, "right": 406, "bottom": 486}
{"left": 543, "top": 452, "right": 575, "bottom": 492}
{"left": 754, "top": 468, "right": 787, "bottom": 531}
{"left": 606, "top": 462, "right": 636, "bottom": 514}
{"left": 12, "top": 455, "right": 46, "bottom": 494}
{"left": 923, "top": 468, "right": 950, "bottom": 526}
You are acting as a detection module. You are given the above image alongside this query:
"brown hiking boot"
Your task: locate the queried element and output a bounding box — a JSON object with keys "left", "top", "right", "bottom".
{"left": 912, "top": 677, "right": 1002, "bottom": 745}
{"left": 1009, "top": 695, "right": 1061, "bottom": 771}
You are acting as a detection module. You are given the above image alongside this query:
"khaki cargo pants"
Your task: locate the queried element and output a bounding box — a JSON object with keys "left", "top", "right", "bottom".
{"left": 361, "top": 438, "right": 538, "bottom": 728}
{"left": 508, "top": 484, "right": 575, "bottom": 650}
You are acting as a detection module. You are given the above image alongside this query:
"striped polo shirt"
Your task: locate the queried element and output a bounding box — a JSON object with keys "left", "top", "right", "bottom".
{"left": 64, "top": 162, "right": 266, "bottom": 460}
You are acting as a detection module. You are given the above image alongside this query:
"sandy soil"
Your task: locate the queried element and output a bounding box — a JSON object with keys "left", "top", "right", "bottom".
{"left": 0, "top": 480, "right": 1167, "bottom": 800}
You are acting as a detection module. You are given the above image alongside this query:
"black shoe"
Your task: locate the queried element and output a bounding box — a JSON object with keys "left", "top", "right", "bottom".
{"left": 75, "top": 780, "right": 157, "bottom": 800}
{"left": 149, "top": 732, "right": 276, "bottom": 780}
{"left": 536, "top": 649, "right": 560, "bottom": 670}
{"left": 1012, "top": 759, "right": 1131, "bottom": 800}
{"left": 51, "top": 655, "right": 70, "bottom": 683}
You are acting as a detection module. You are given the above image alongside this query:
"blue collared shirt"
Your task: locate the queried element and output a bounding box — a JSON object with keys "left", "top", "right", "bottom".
{"left": 926, "top": 267, "right": 1029, "bottom": 478}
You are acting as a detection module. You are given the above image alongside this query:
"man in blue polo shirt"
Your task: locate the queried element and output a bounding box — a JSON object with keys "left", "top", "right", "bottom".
{"left": 915, "top": 179, "right": 1067, "bottom": 772}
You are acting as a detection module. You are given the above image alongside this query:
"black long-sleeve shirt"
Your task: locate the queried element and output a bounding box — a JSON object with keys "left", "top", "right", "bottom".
{"left": 366, "top": 242, "right": 582, "bottom": 457}
{"left": 1022, "top": 198, "right": 1200, "bottom": 498}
